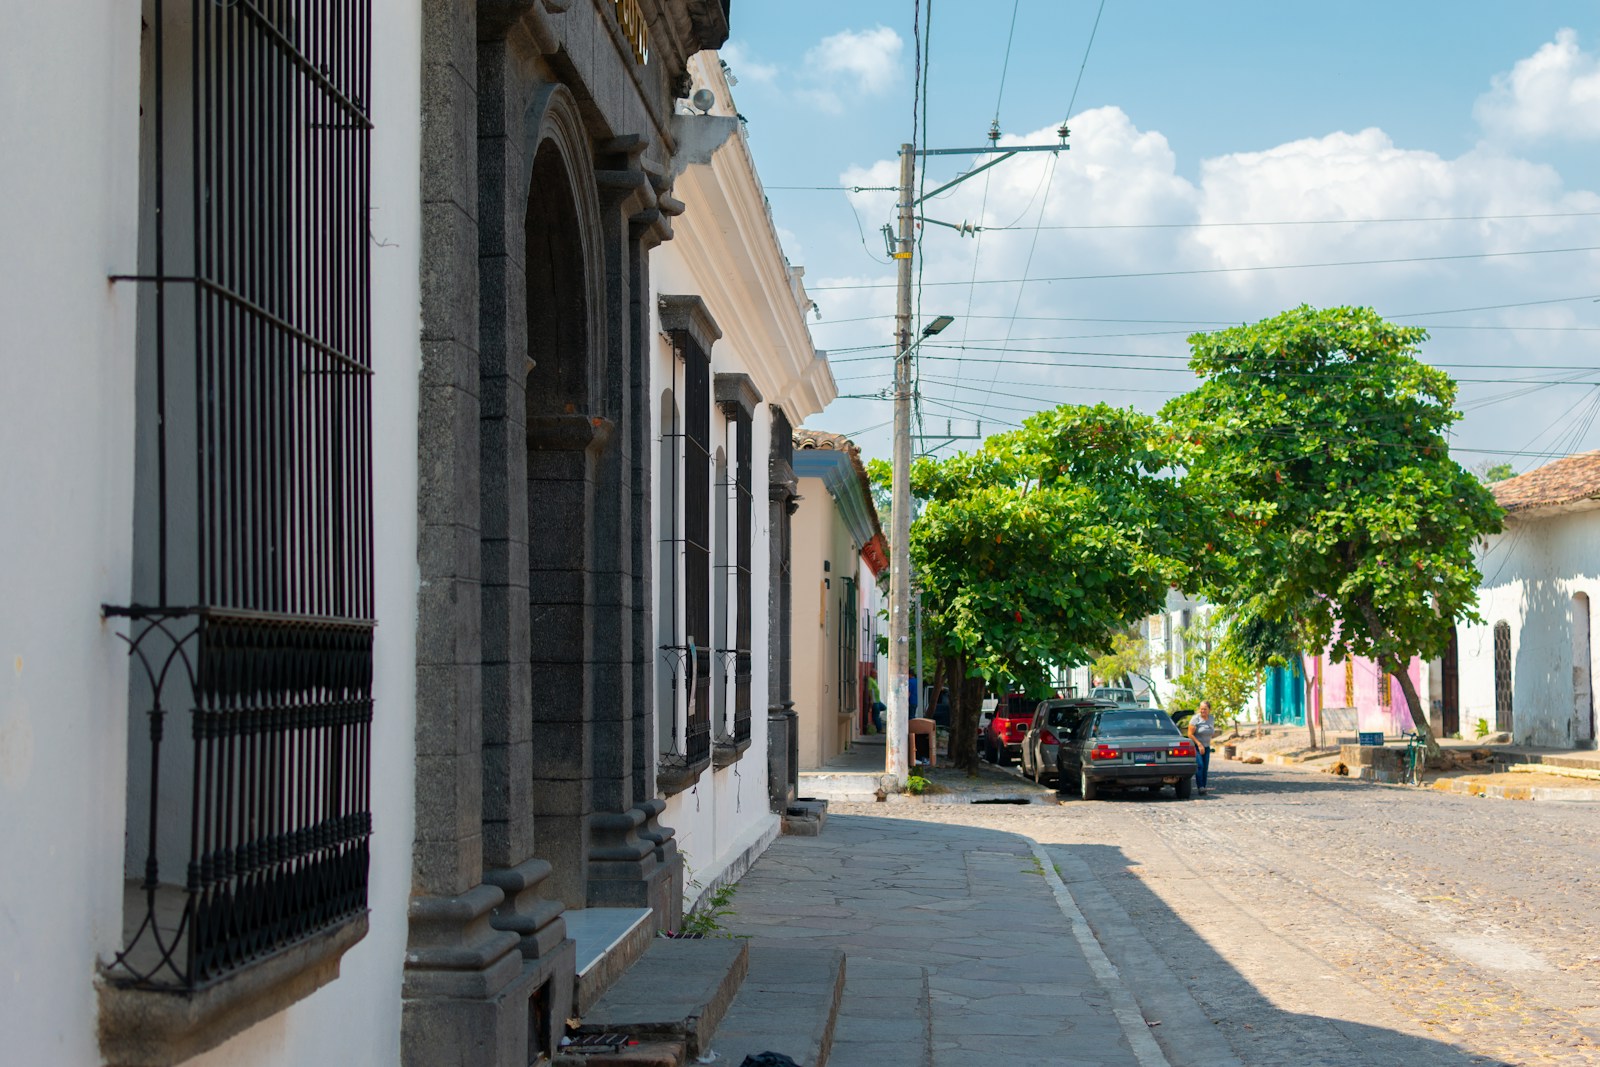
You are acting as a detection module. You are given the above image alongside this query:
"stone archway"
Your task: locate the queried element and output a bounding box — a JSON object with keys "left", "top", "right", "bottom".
{"left": 518, "top": 85, "right": 610, "bottom": 911}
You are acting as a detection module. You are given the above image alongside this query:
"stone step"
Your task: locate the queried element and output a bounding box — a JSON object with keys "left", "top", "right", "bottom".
{"left": 822, "top": 958, "right": 929, "bottom": 1067}
{"left": 567, "top": 907, "right": 657, "bottom": 1015}
{"left": 576, "top": 937, "right": 749, "bottom": 1060}
{"left": 708, "top": 944, "right": 845, "bottom": 1067}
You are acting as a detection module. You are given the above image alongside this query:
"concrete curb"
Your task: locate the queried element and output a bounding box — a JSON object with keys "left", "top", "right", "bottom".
{"left": 1031, "top": 841, "right": 1172, "bottom": 1067}
{"left": 1229, "top": 745, "right": 1600, "bottom": 802}
{"left": 1426, "top": 776, "right": 1600, "bottom": 803}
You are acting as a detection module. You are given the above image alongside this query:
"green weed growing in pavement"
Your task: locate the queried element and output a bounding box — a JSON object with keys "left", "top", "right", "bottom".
{"left": 1475, "top": 718, "right": 1490, "bottom": 739}
{"left": 904, "top": 775, "right": 931, "bottom": 795}
{"left": 1022, "top": 854, "right": 1045, "bottom": 877}
{"left": 680, "top": 883, "right": 739, "bottom": 937}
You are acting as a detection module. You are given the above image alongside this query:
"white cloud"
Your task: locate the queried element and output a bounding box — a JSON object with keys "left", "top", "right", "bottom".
{"left": 1475, "top": 28, "right": 1600, "bottom": 142}
{"left": 718, "top": 42, "right": 777, "bottom": 87}
{"left": 800, "top": 26, "right": 903, "bottom": 113}
{"left": 811, "top": 107, "right": 1600, "bottom": 464}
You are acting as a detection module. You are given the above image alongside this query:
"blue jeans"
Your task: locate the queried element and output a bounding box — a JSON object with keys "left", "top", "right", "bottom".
{"left": 1195, "top": 746, "right": 1211, "bottom": 790}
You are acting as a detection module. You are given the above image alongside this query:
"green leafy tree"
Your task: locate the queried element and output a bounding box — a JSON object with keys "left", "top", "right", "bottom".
{"left": 900, "top": 404, "right": 1196, "bottom": 771}
{"left": 1169, "top": 609, "right": 1260, "bottom": 731}
{"left": 1090, "top": 627, "right": 1163, "bottom": 707}
{"left": 1162, "top": 305, "right": 1503, "bottom": 756}
{"left": 1474, "top": 461, "right": 1515, "bottom": 484}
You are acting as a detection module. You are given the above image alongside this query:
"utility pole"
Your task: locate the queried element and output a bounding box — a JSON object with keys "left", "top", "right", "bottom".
{"left": 887, "top": 143, "right": 916, "bottom": 785}
{"left": 884, "top": 128, "right": 1069, "bottom": 787}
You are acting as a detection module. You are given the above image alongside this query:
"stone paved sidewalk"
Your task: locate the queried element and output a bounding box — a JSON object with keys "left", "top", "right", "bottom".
{"left": 718, "top": 813, "right": 1166, "bottom": 1067}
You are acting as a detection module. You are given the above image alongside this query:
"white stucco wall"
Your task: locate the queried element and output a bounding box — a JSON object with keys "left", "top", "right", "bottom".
{"left": 0, "top": 7, "right": 420, "bottom": 1062}
{"left": 0, "top": 5, "right": 141, "bottom": 1061}
{"left": 1459, "top": 508, "right": 1600, "bottom": 747}
{"left": 649, "top": 51, "right": 843, "bottom": 909}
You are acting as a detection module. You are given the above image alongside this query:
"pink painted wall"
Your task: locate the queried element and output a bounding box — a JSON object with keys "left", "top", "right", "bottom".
{"left": 1303, "top": 650, "right": 1422, "bottom": 735}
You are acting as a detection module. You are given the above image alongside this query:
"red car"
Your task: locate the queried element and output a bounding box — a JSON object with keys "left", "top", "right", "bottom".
{"left": 981, "top": 693, "right": 1036, "bottom": 766}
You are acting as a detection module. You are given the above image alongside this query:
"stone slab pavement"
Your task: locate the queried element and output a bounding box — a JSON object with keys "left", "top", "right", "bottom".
{"left": 718, "top": 812, "right": 1168, "bottom": 1067}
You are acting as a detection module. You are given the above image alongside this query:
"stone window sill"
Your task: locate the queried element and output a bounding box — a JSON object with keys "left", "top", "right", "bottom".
{"left": 98, "top": 913, "right": 368, "bottom": 1067}
{"left": 657, "top": 756, "right": 711, "bottom": 796}
{"left": 712, "top": 735, "right": 752, "bottom": 769}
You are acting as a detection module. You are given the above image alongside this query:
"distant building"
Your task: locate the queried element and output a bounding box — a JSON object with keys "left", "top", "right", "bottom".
{"left": 790, "top": 431, "right": 889, "bottom": 769}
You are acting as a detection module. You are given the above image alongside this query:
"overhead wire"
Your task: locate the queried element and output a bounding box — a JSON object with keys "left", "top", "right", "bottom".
{"left": 808, "top": 244, "right": 1600, "bottom": 291}
{"left": 968, "top": 0, "right": 1108, "bottom": 427}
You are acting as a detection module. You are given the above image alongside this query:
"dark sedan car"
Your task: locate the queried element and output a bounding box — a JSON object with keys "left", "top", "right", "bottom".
{"left": 1019, "top": 699, "right": 1113, "bottom": 786}
{"left": 1057, "top": 708, "right": 1198, "bottom": 800}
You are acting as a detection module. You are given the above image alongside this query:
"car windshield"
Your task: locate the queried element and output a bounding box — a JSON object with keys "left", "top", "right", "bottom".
{"left": 1095, "top": 711, "right": 1180, "bottom": 738}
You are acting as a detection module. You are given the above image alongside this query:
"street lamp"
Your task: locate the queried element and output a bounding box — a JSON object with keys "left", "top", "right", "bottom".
{"left": 922, "top": 315, "right": 954, "bottom": 338}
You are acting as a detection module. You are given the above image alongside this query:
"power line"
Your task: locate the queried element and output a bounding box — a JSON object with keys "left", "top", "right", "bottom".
{"left": 983, "top": 209, "right": 1600, "bottom": 231}
{"left": 809, "top": 292, "right": 1600, "bottom": 326}
{"left": 807, "top": 244, "right": 1600, "bottom": 291}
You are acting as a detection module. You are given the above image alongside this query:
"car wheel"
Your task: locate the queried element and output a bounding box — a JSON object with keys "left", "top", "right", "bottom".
{"left": 1079, "top": 770, "right": 1098, "bottom": 801}
{"left": 996, "top": 746, "right": 1011, "bottom": 768}
{"left": 1174, "top": 776, "right": 1193, "bottom": 800}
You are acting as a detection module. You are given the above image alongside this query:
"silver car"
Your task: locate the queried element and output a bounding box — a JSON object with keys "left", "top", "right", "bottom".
{"left": 1019, "top": 699, "right": 1113, "bottom": 786}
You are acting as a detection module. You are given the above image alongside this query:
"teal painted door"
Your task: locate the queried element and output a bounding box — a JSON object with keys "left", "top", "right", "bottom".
{"left": 1265, "top": 663, "right": 1306, "bottom": 725}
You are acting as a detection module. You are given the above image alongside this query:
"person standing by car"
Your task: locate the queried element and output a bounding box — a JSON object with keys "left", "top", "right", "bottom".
{"left": 1187, "top": 701, "right": 1216, "bottom": 794}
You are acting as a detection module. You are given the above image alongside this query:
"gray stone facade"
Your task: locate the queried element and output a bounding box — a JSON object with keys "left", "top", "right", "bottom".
{"left": 407, "top": 2, "right": 727, "bottom": 1062}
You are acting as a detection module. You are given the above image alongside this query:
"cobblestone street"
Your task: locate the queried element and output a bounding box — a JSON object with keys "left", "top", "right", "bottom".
{"left": 826, "top": 761, "right": 1600, "bottom": 1066}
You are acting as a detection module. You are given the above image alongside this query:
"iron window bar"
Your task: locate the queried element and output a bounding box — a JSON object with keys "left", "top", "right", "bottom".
{"left": 105, "top": 0, "right": 374, "bottom": 992}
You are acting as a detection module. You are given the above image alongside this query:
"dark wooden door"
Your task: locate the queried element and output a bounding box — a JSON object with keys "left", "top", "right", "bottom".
{"left": 1442, "top": 628, "right": 1460, "bottom": 737}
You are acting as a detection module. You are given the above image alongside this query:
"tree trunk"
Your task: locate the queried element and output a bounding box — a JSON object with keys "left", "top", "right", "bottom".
{"left": 928, "top": 658, "right": 948, "bottom": 723}
{"left": 1303, "top": 664, "right": 1320, "bottom": 749}
{"left": 1354, "top": 597, "right": 1440, "bottom": 759}
{"left": 1381, "top": 651, "right": 1438, "bottom": 758}
{"left": 945, "top": 652, "right": 982, "bottom": 776}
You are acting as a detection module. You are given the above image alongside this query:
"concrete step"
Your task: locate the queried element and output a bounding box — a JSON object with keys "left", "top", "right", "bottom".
{"left": 823, "top": 958, "right": 929, "bottom": 1067}
{"left": 709, "top": 944, "right": 846, "bottom": 1067}
{"left": 567, "top": 907, "right": 657, "bottom": 1014}
{"left": 576, "top": 937, "right": 749, "bottom": 1060}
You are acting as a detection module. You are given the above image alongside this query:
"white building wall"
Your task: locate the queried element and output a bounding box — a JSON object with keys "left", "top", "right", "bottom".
{"left": 1460, "top": 509, "right": 1600, "bottom": 747}
{"left": 650, "top": 49, "right": 840, "bottom": 909}
{"left": 0, "top": 6, "right": 141, "bottom": 1061}
{"left": 0, "top": 7, "right": 421, "bottom": 1063}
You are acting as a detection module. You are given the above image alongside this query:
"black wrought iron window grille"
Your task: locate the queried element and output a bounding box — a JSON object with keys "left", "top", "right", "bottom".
{"left": 106, "top": 0, "right": 374, "bottom": 993}
{"left": 837, "top": 578, "right": 858, "bottom": 719}
{"left": 713, "top": 403, "right": 753, "bottom": 749}
{"left": 1493, "top": 620, "right": 1513, "bottom": 731}
{"left": 659, "top": 328, "right": 712, "bottom": 771}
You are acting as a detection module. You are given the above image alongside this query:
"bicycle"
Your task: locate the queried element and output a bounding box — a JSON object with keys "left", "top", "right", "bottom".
{"left": 1400, "top": 731, "right": 1428, "bottom": 787}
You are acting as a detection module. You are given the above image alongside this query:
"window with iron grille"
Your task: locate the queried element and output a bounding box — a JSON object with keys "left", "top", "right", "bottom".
{"left": 681, "top": 334, "right": 713, "bottom": 767}
{"left": 108, "top": 0, "right": 373, "bottom": 993}
{"left": 732, "top": 406, "right": 753, "bottom": 744}
{"left": 838, "top": 578, "right": 858, "bottom": 718}
{"left": 1494, "top": 620, "right": 1513, "bottom": 732}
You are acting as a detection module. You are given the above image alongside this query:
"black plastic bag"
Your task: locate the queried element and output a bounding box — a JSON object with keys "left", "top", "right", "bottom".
{"left": 738, "top": 1054, "right": 802, "bottom": 1067}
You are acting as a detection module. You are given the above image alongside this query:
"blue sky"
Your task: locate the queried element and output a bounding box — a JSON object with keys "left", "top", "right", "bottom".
{"left": 717, "top": 2, "right": 1600, "bottom": 473}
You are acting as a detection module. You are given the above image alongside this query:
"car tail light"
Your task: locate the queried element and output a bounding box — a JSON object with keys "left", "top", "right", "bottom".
{"left": 1039, "top": 729, "right": 1058, "bottom": 746}
{"left": 1170, "top": 742, "right": 1196, "bottom": 758}
{"left": 1090, "top": 743, "right": 1120, "bottom": 761}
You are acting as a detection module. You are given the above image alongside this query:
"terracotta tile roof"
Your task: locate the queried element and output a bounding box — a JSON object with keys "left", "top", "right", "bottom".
{"left": 1492, "top": 450, "right": 1600, "bottom": 514}
{"left": 793, "top": 428, "right": 854, "bottom": 452}
{"left": 793, "top": 427, "right": 888, "bottom": 570}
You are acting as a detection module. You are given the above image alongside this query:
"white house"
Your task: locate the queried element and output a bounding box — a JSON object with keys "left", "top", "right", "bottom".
{"left": 1, "top": 3, "right": 424, "bottom": 1064}
{"left": 1458, "top": 452, "right": 1600, "bottom": 748}
{"left": 649, "top": 52, "right": 837, "bottom": 908}
{"left": 0, "top": 2, "right": 761, "bottom": 1065}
